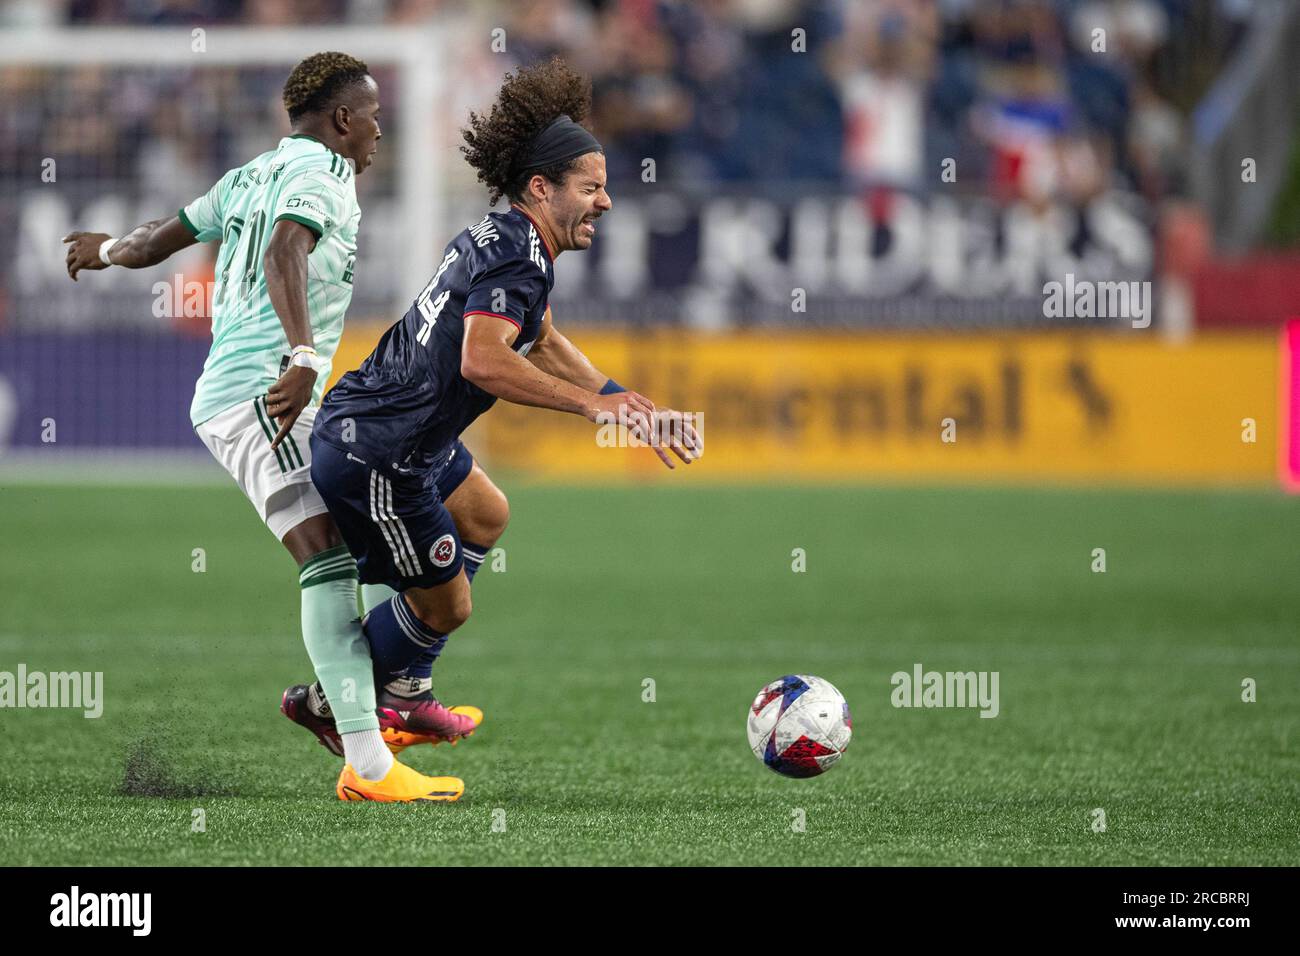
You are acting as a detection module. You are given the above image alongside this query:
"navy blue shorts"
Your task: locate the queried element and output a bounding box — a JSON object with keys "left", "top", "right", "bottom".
{"left": 310, "top": 436, "right": 473, "bottom": 590}
{"left": 428, "top": 439, "right": 473, "bottom": 500}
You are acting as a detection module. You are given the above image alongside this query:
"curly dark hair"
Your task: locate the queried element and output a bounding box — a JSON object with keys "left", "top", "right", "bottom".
{"left": 460, "top": 57, "right": 596, "bottom": 206}
{"left": 283, "top": 52, "right": 371, "bottom": 123}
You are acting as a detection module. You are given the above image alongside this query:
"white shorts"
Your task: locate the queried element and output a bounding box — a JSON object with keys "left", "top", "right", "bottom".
{"left": 195, "top": 397, "right": 329, "bottom": 541}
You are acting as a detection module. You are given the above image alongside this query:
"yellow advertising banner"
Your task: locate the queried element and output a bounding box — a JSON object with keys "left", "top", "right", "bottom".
{"left": 331, "top": 328, "right": 1277, "bottom": 485}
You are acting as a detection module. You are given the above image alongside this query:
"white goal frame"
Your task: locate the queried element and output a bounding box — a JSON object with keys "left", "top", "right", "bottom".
{"left": 0, "top": 25, "right": 444, "bottom": 292}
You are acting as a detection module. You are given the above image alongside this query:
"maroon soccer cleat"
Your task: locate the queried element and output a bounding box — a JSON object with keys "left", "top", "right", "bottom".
{"left": 280, "top": 683, "right": 343, "bottom": 756}
{"left": 375, "top": 689, "right": 482, "bottom": 750}
{"left": 281, "top": 682, "right": 482, "bottom": 754}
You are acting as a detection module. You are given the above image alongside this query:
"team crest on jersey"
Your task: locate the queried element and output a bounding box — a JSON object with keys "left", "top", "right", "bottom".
{"left": 430, "top": 534, "right": 457, "bottom": 568}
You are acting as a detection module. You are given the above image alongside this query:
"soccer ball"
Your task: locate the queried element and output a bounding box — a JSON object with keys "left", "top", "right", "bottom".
{"left": 747, "top": 675, "right": 852, "bottom": 778}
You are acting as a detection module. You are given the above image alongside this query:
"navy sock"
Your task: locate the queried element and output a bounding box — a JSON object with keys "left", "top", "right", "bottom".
{"left": 401, "top": 541, "right": 489, "bottom": 682}
{"left": 460, "top": 542, "right": 488, "bottom": 585}
{"left": 363, "top": 594, "right": 446, "bottom": 686}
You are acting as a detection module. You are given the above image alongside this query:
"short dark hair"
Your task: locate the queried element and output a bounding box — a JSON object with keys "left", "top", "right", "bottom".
{"left": 461, "top": 56, "right": 595, "bottom": 206}
{"left": 283, "top": 52, "right": 371, "bottom": 123}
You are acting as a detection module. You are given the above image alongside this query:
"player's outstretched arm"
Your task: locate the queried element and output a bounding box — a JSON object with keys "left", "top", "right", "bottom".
{"left": 482, "top": 312, "right": 699, "bottom": 468}
{"left": 462, "top": 313, "right": 650, "bottom": 425}
{"left": 526, "top": 311, "right": 695, "bottom": 467}
{"left": 525, "top": 307, "right": 608, "bottom": 392}
{"left": 263, "top": 219, "right": 320, "bottom": 448}
{"left": 63, "top": 216, "right": 197, "bottom": 280}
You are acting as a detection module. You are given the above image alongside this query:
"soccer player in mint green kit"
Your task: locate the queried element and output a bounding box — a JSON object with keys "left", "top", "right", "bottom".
{"left": 63, "top": 52, "right": 475, "bottom": 802}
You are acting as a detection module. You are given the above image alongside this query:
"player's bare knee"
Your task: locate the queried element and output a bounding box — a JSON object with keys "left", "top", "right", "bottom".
{"left": 406, "top": 582, "right": 471, "bottom": 633}
{"left": 446, "top": 588, "right": 473, "bottom": 630}
{"left": 426, "top": 592, "right": 470, "bottom": 633}
{"left": 282, "top": 512, "right": 343, "bottom": 565}
{"left": 454, "top": 475, "right": 510, "bottom": 544}
{"left": 484, "top": 488, "right": 509, "bottom": 542}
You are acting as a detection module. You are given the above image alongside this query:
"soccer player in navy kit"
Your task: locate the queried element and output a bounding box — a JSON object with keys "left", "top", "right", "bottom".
{"left": 286, "top": 58, "right": 699, "bottom": 799}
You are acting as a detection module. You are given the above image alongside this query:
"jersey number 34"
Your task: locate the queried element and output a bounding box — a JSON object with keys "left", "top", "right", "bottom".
{"left": 414, "top": 249, "right": 459, "bottom": 346}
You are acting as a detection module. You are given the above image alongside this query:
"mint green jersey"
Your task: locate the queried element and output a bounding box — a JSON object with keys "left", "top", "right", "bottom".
{"left": 180, "top": 134, "right": 360, "bottom": 426}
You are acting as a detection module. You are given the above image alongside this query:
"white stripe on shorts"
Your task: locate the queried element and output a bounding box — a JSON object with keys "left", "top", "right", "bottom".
{"left": 381, "top": 475, "right": 422, "bottom": 577}
{"left": 369, "top": 470, "right": 414, "bottom": 577}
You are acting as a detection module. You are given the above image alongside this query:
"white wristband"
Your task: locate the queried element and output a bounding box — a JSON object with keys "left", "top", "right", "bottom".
{"left": 98, "top": 237, "right": 119, "bottom": 266}
{"left": 290, "top": 351, "right": 325, "bottom": 372}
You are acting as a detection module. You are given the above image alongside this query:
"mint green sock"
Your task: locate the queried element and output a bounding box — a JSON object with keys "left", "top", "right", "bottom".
{"left": 299, "top": 546, "right": 379, "bottom": 734}
{"left": 360, "top": 582, "right": 398, "bottom": 615}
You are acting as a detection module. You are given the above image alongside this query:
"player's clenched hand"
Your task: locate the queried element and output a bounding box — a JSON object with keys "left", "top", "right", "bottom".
{"left": 266, "top": 365, "right": 317, "bottom": 449}
{"left": 62, "top": 232, "right": 112, "bottom": 281}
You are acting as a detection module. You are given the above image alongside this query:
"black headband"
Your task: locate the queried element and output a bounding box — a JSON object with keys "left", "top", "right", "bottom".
{"left": 513, "top": 114, "right": 602, "bottom": 178}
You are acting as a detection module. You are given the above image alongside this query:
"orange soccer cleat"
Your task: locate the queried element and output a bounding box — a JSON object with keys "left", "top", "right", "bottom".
{"left": 336, "top": 759, "right": 464, "bottom": 802}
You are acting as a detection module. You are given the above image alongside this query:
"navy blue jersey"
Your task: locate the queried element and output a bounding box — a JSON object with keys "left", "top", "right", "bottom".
{"left": 316, "top": 205, "right": 555, "bottom": 476}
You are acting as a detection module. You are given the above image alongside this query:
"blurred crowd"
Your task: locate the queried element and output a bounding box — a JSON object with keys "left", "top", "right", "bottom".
{"left": 488, "top": 0, "right": 1248, "bottom": 209}
{"left": 0, "top": 0, "right": 1260, "bottom": 209}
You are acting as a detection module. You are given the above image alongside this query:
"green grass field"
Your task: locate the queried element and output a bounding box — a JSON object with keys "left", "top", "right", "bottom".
{"left": 0, "top": 480, "right": 1296, "bottom": 865}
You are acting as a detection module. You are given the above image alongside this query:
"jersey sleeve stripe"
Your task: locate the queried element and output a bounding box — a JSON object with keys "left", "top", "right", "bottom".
{"left": 274, "top": 212, "right": 324, "bottom": 239}
{"left": 177, "top": 207, "right": 201, "bottom": 237}
{"left": 463, "top": 309, "right": 522, "bottom": 329}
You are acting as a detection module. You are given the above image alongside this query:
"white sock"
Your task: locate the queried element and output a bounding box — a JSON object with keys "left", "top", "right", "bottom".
{"left": 341, "top": 729, "right": 394, "bottom": 781}
{"left": 384, "top": 675, "right": 433, "bottom": 698}
{"left": 307, "top": 681, "right": 332, "bottom": 718}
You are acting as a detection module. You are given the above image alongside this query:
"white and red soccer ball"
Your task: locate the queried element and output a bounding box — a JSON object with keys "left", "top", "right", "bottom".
{"left": 747, "top": 675, "right": 851, "bottom": 778}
